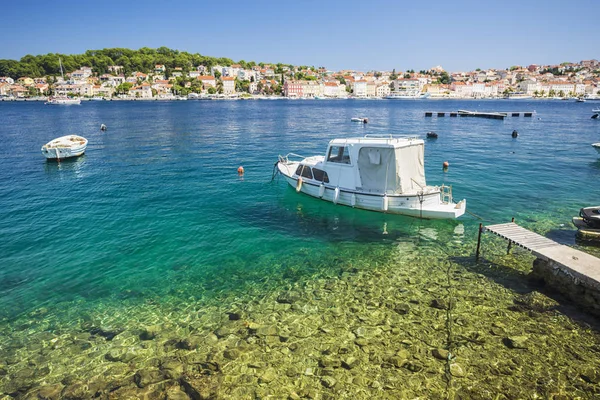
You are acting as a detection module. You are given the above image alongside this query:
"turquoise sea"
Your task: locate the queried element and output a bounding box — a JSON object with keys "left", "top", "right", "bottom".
{"left": 1, "top": 99, "right": 600, "bottom": 398}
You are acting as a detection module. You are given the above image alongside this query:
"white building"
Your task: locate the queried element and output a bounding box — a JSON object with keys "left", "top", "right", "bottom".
{"left": 222, "top": 77, "right": 235, "bottom": 94}
{"left": 353, "top": 80, "right": 367, "bottom": 97}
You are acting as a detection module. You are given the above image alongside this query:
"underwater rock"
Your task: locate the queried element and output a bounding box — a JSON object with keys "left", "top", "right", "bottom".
{"left": 406, "top": 361, "right": 423, "bottom": 372}
{"left": 430, "top": 298, "right": 455, "bottom": 310}
{"left": 89, "top": 326, "right": 121, "bottom": 341}
{"left": 581, "top": 368, "right": 600, "bottom": 384}
{"left": 165, "top": 385, "right": 189, "bottom": 400}
{"left": 36, "top": 383, "right": 64, "bottom": 400}
{"left": 161, "top": 360, "right": 185, "bottom": 380}
{"left": 105, "top": 347, "right": 135, "bottom": 362}
{"left": 276, "top": 291, "right": 301, "bottom": 304}
{"left": 134, "top": 368, "right": 164, "bottom": 388}
{"left": 341, "top": 356, "right": 360, "bottom": 369}
{"left": 353, "top": 326, "right": 382, "bottom": 339}
{"left": 61, "top": 381, "right": 89, "bottom": 399}
{"left": 319, "top": 357, "right": 342, "bottom": 369}
{"left": 256, "top": 324, "right": 278, "bottom": 337}
{"left": 394, "top": 303, "right": 411, "bottom": 315}
{"left": 320, "top": 376, "right": 337, "bottom": 388}
{"left": 432, "top": 348, "right": 449, "bottom": 360}
{"left": 177, "top": 335, "right": 203, "bottom": 350}
{"left": 214, "top": 324, "right": 239, "bottom": 338}
{"left": 258, "top": 368, "right": 278, "bottom": 383}
{"left": 514, "top": 291, "right": 559, "bottom": 312}
{"left": 227, "top": 311, "right": 242, "bottom": 320}
{"left": 140, "top": 325, "right": 162, "bottom": 340}
{"left": 223, "top": 348, "right": 241, "bottom": 360}
{"left": 450, "top": 363, "right": 466, "bottom": 377}
{"left": 504, "top": 336, "right": 529, "bottom": 349}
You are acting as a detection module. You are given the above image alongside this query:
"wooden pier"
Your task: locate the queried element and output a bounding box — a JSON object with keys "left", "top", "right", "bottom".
{"left": 476, "top": 221, "right": 600, "bottom": 315}
{"left": 425, "top": 110, "right": 534, "bottom": 119}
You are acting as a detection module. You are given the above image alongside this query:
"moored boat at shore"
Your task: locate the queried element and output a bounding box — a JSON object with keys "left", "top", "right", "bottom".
{"left": 45, "top": 96, "right": 81, "bottom": 105}
{"left": 573, "top": 206, "right": 600, "bottom": 240}
{"left": 275, "top": 135, "right": 466, "bottom": 219}
{"left": 41, "top": 135, "right": 88, "bottom": 160}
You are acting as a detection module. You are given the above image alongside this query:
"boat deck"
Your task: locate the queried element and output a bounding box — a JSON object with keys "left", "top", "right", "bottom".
{"left": 484, "top": 222, "right": 600, "bottom": 289}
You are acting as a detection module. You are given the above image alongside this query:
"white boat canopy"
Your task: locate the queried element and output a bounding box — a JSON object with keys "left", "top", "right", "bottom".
{"left": 328, "top": 136, "right": 426, "bottom": 195}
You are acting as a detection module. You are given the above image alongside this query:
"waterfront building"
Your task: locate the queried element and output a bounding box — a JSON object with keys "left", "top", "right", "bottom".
{"left": 129, "top": 83, "right": 153, "bottom": 98}
{"left": 323, "top": 81, "right": 343, "bottom": 98}
{"left": 302, "top": 81, "right": 322, "bottom": 98}
{"left": 366, "top": 81, "right": 377, "bottom": 97}
{"left": 283, "top": 80, "right": 303, "bottom": 98}
{"left": 197, "top": 76, "right": 216, "bottom": 88}
{"left": 376, "top": 83, "right": 391, "bottom": 97}
{"left": 222, "top": 77, "right": 235, "bottom": 94}
{"left": 353, "top": 80, "right": 367, "bottom": 97}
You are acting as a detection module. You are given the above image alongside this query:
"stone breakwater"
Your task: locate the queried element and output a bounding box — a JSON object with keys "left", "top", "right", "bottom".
{"left": 1, "top": 245, "right": 600, "bottom": 399}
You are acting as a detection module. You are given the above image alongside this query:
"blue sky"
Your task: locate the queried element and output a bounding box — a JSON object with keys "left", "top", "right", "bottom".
{"left": 0, "top": 0, "right": 596, "bottom": 72}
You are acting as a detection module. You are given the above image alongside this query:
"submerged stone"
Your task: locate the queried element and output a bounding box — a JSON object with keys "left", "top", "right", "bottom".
{"left": 134, "top": 368, "right": 164, "bottom": 388}
{"left": 36, "top": 383, "right": 64, "bottom": 400}
{"left": 140, "top": 325, "right": 162, "bottom": 340}
{"left": 321, "top": 376, "right": 337, "bottom": 388}
{"left": 504, "top": 336, "right": 529, "bottom": 349}
{"left": 450, "top": 363, "right": 466, "bottom": 377}
{"left": 432, "top": 348, "right": 449, "bottom": 360}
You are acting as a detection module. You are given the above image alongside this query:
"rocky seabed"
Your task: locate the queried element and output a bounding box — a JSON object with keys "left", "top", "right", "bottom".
{"left": 1, "top": 240, "right": 600, "bottom": 399}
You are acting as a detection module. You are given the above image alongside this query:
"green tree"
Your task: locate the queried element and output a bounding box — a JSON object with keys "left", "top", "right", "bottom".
{"left": 436, "top": 71, "right": 450, "bottom": 84}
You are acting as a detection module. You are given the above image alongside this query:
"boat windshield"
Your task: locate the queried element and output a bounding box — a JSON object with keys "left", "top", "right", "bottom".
{"left": 327, "top": 145, "right": 351, "bottom": 164}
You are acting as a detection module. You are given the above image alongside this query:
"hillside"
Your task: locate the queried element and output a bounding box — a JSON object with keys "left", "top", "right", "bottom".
{"left": 0, "top": 47, "right": 287, "bottom": 79}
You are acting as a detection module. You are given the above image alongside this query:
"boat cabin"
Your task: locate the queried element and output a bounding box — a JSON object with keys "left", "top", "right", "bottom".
{"left": 295, "top": 135, "right": 427, "bottom": 195}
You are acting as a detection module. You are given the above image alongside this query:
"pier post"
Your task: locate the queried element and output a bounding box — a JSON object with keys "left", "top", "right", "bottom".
{"left": 476, "top": 223, "right": 483, "bottom": 262}
{"left": 507, "top": 217, "right": 515, "bottom": 254}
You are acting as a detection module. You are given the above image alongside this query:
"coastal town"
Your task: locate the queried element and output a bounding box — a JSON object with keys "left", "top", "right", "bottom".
{"left": 1, "top": 55, "right": 599, "bottom": 101}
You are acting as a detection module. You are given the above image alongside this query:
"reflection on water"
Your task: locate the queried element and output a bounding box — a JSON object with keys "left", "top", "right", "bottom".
{"left": 43, "top": 155, "right": 87, "bottom": 177}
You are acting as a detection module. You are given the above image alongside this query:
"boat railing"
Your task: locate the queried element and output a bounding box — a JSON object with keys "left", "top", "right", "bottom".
{"left": 279, "top": 153, "right": 306, "bottom": 163}
{"left": 440, "top": 184, "right": 453, "bottom": 204}
{"left": 363, "top": 134, "right": 420, "bottom": 141}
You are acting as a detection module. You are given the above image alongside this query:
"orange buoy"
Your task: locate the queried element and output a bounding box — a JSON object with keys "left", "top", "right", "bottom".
{"left": 237, "top": 166, "right": 244, "bottom": 175}
{"left": 443, "top": 161, "right": 449, "bottom": 168}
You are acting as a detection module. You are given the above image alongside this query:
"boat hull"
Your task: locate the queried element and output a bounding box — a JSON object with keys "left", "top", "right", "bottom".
{"left": 41, "top": 135, "right": 88, "bottom": 160}
{"left": 572, "top": 217, "right": 600, "bottom": 240}
{"left": 278, "top": 163, "right": 465, "bottom": 219}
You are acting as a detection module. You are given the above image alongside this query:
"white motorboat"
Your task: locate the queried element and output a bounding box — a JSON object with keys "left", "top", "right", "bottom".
{"left": 387, "top": 91, "right": 429, "bottom": 100}
{"left": 351, "top": 117, "right": 369, "bottom": 123}
{"left": 592, "top": 143, "right": 600, "bottom": 154}
{"left": 592, "top": 108, "right": 600, "bottom": 113}
{"left": 41, "top": 135, "right": 88, "bottom": 160}
{"left": 90, "top": 96, "right": 104, "bottom": 101}
{"left": 46, "top": 96, "right": 81, "bottom": 105}
{"left": 275, "top": 135, "right": 466, "bottom": 219}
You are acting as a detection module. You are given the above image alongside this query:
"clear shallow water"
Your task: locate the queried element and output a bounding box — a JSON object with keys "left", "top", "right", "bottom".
{"left": 1, "top": 99, "right": 600, "bottom": 398}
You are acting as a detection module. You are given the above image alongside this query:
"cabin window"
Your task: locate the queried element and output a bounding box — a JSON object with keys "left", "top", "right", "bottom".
{"left": 327, "top": 146, "right": 351, "bottom": 164}
{"left": 312, "top": 168, "right": 329, "bottom": 183}
{"left": 295, "top": 164, "right": 313, "bottom": 179}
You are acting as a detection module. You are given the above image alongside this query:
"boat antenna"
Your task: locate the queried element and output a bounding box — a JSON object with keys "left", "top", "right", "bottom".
{"left": 59, "top": 57, "right": 64, "bottom": 81}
